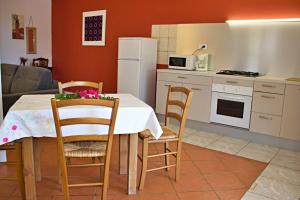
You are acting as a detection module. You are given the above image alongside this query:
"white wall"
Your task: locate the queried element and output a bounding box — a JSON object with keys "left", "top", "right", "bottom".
{"left": 176, "top": 23, "right": 300, "bottom": 77}
{"left": 0, "top": 0, "right": 52, "bottom": 66}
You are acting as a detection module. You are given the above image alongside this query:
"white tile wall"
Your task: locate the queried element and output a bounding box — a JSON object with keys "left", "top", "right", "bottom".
{"left": 151, "top": 24, "right": 178, "bottom": 65}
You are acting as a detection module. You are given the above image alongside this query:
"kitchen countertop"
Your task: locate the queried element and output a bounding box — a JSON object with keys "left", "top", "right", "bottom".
{"left": 157, "top": 69, "right": 300, "bottom": 85}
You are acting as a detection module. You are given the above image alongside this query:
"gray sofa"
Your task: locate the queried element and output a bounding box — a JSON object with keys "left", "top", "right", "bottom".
{"left": 1, "top": 63, "right": 58, "bottom": 116}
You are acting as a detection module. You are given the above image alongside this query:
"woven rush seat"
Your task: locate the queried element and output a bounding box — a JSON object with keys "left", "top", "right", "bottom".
{"left": 140, "top": 126, "right": 178, "bottom": 140}
{"left": 64, "top": 141, "right": 106, "bottom": 158}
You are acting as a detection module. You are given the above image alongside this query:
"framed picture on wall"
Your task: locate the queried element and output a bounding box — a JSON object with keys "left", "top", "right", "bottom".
{"left": 82, "top": 10, "right": 106, "bottom": 46}
{"left": 12, "top": 14, "right": 24, "bottom": 39}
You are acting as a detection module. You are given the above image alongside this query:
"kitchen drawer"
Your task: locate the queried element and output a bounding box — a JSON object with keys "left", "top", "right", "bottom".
{"left": 250, "top": 112, "right": 281, "bottom": 136}
{"left": 157, "top": 72, "right": 212, "bottom": 85}
{"left": 252, "top": 92, "right": 284, "bottom": 116}
{"left": 213, "top": 77, "right": 253, "bottom": 87}
{"left": 254, "top": 81, "right": 285, "bottom": 94}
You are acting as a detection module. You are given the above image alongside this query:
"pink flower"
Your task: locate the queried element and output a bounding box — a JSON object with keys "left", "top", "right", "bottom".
{"left": 79, "top": 90, "right": 88, "bottom": 98}
{"left": 79, "top": 89, "right": 99, "bottom": 99}
{"left": 11, "top": 125, "right": 17, "bottom": 131}
{"left": 2, "top": 137, "right": 8, "bottom": 143}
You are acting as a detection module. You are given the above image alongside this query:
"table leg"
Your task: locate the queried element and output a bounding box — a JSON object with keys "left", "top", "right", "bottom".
{"left": 33, "top": 139, "right": 42, "bottom": 181}
{"left": 119, "top": 134, "right": 128, "bottom": 175}
{"left": 128, "top": 133, "right": 138, "bottom": 195}
{"left": 22, "top": 137, "right": 37, "bottom": 200}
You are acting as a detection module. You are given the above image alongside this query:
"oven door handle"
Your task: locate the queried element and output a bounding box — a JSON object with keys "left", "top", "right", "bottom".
{"left": 219, "top": 95, "right": 245, "bottom": 101}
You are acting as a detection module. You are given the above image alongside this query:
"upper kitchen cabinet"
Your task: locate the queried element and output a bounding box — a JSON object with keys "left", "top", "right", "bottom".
{"left": 280, "top": 84, "right": 300, "bottom": 141}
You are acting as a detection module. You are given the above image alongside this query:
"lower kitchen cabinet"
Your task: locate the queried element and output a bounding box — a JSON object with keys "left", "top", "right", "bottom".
{"left": 156, "top": 81, "right": 212, "bottom": 123}
{"left": 156, "top": 80, "right": 182, "bottom": 114}
{"left": 183, "top": 83, "right": 211, "bottom": 122}
{"left": 280, "top": 84, "right": 300, "bottom": 141}
{"left": 250, "top": 112, "right": 282, "bottom": 136}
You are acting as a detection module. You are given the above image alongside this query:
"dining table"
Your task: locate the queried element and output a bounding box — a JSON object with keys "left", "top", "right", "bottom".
{"left": 0, "top": 94, "right": 163, "bottom": 200}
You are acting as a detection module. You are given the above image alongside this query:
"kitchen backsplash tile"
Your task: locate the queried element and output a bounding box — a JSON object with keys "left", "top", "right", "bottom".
{"left": 152, "top": 24, "right": 178, "bottom": 64}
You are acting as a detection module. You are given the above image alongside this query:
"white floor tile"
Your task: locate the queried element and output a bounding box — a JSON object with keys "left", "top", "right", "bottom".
{"left": 238, "top": 143, "right": 279, "bottom": 163}
{"left": 184, "top": 134, "right": 216, "bottom": 147}
{"left": 207, "top": 141, "right": 248, "bottom": 155}
{"left": 218, "top": 136, "right": 249, "bottom": 146}
{"left": 249, "top": 176, "right": 300, "bottom": 200}
{"left": 206, "top": 136, "right": 249, "bottom": 154}
{"left": 261, "top": 164, "right": 300, "bottom": 186}
{"left": 271, "top": 149, "right": 300, "bottom": 171}
{"left": 242, "top": 192, "right": 275, "bottom": 200}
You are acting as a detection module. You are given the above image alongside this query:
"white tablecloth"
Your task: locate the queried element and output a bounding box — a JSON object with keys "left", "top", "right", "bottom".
{"left": 0, "top": 94, "right": 163, "bottom": 145}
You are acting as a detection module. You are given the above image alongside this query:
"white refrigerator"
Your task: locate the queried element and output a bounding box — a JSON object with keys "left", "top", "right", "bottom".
{"left": 117, "top": 37, "right": 157, "bottom": 108}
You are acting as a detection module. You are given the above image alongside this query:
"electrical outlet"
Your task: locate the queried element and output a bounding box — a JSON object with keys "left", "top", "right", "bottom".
{"left": 198, "top": 43, "right": 208, "bottom": 49}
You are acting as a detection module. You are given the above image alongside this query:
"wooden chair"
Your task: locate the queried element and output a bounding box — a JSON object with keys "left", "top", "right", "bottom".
{"left": 58, "top": 81, "right": 103, "bottom": 94}
{"left": 57, "top": 80, "right": 104, "bottom": 180}
{"left": 51, "top": 98, "right": 119, "bottom": 200}
{"left": 32, "top": 57, "right": 49, "bottom": 68}
{"left": 0, "top": 142, "right": 25, "bottom": 199}
{"left": 138, "top": 86, "right": 193, "bottom": 190}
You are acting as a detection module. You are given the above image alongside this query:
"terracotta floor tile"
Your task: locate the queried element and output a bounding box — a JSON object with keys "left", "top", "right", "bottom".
{"left": 221, "top": 156, "right": 261, "bottom": 172}
{"left": 54, "top": 196, "right": 95, "bottom": 200}
{"left": 139, "top": 193, "right": 179, "bottom": 200}
{"left": 0, "top": 181, "right": 17, "bottom": 196}
{"left": 0, "top": 138, "right": 266, "bottom": 200}
{"left": 204, "top": 172, "right": 246, "bottom": 191}
{"left": 141, "top": 173, "right": 175, "bottom": 194}
{"left": 167, "top": 161, "right": 200, "bottom": 178}
{"left": 194, "top": 160, "right": 229, "bottom": 174}
{"left": 171, "top": 173, "right": 212, "bottom": 192}
{"left": 216, "top": 189, "right": 247, "bottom": 200}
{"left": 0, "top": 196, "right": 17, "bottom": 200}
{"left": 187, "top": 149, "right": 219, "bottom": 161}
{"left": 233, "top": 170, "right": 263, "bottom": 188}
{"left": 178, "top": 191, "right": 219, "bottom": 200}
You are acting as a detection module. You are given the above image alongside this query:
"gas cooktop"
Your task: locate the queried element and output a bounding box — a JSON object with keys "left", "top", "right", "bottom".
{"left": 216, "top": 70, "right": 260, "bottom": 77}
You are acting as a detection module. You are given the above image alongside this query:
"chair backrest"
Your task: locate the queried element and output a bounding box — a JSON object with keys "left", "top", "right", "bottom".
{"left": 58, "top": 81, "right": 103, "bottom": 94}
{"left": 32, "top": 57, "right": 49, "bottom": 68}
{"left": 51, "top": 97, "right": 119, "bottom": 147}
{"left": 164, "top": 86, "right": 193, "bottom": 138}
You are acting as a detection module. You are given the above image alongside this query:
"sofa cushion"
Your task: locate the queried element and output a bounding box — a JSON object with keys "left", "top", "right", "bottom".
{"left": 1, "top": 64, "right": 19, "bottom": 94}
{"left": 10, "top": 66, "right": 52, "bottom": 93}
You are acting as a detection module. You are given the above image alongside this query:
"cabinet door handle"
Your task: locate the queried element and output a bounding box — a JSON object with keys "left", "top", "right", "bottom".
{"left": 226, "top": 80, "right": 238, "bottom": 84}
{"left": 259, "top": 115, "right": 272, "bottom": 120}
{"left": 261, "top": 95, "right": 275, "bottom": 99}
{"left": 177, "top": 76, "right": 187, "bottom": 79}
{"left": 262, "top": 84, "right": 276, "bottom": 88}
{"left": 164, "top": 84, "right": 170, "bottom": 87}
{"left": 191, "top": 88, "right": 201, "bottom": 91}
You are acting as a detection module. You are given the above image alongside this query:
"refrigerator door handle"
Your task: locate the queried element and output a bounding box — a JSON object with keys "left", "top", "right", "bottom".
{"left": 118, "top": 58, "right": 140, "bottom": 61}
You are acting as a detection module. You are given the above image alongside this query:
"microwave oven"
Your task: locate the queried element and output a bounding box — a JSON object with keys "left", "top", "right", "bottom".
{"left": 168, "top": 54, "right": 196, "bottom": 70}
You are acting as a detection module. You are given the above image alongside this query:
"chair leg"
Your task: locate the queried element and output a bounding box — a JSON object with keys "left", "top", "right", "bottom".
{"left": 15, "top": 143, "right": 26, "bottom": 200}
{"left": 99, "top": 156, "right": 105, "bottom": 182}
{"left": 139, "top": 137, "right": 149, "bottom": 190}
{"left": 164, "top": 142, "right": 170, "bottom": 171}
{"left": 175, "top": 142, "right": 182, "bottom": 182}
{"left": 101, "top": 156, "right": 110, "bottom": 200}
{"left": 58, "top": 156, "right": 70, "bottom": 185}
{"left": 57, "top": 150, "right": 70, "bottom": 200}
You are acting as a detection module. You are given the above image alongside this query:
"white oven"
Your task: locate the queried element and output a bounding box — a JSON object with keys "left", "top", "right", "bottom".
{"left": 210, "top": 83, "right": 253, "bottom": 129}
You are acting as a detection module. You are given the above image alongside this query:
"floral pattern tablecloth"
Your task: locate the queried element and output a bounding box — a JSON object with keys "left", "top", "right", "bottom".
{"left": 0, "top": 94, "right": 163, "bottom": 145}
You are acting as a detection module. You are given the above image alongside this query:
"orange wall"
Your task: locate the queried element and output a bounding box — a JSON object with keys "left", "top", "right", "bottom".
{"left": 52, "top": 0, "right": 300, "bottom": 92}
